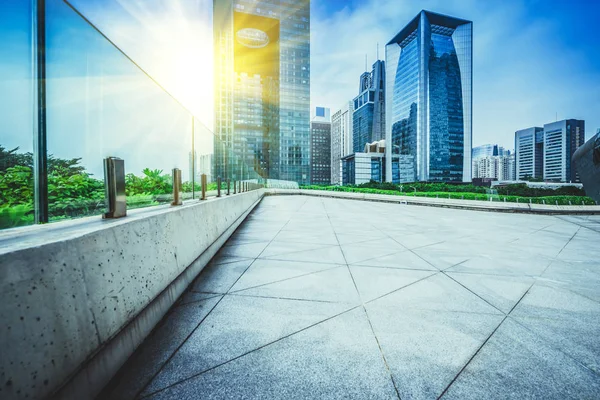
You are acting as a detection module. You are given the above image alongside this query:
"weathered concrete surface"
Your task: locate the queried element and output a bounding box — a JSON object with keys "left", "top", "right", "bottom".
{"left": 107, "top": 195, "right": 600, "bottom": 399}
{"left": 0, "top": 189, "right": 264, "bottom": 400}
{"left": 267, "top": 188, "right": 600, "bottom": 215}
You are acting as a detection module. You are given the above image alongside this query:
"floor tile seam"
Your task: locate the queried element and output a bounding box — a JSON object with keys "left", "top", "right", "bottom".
{"left": 507, "top": 223, "right": 556, "bottom": 244}
{"left": 554, "top": 215, "right": 600, "bottom": 234}
{"left": 349, "top": 264, "right": 437, "bottom": 272}
{"left": 228, "top": 265, "right": 344, "bottom": 294}
{"left": 137, "top": 298, "right": 365, "bottom": 398}
{"left": 255, "top": 256, "right": 345, "bottom": 266}
{"left": 437, "top": 282, "right": 535, "bottom": 399}
{"left": 176, "top": 293, "right": 224, "bottom": 307}
{"left": 224, "top": 203, "right": 301, "bottom": 296}
{"left": 444, "top": 270, "right": 536, "bottom": 279}
{"left": 336, "top": 235, "right": 402, "bottom": 247}
{"left": 440, "top": 271, "right": 507, "bottom": 316}
{"left": 342, "top": 249, "right": 412, "bottom": 269}
{"left": 360, "top": 305, "right": 402, "bottom": 399}
{"left": 530, "top": 279, "right": 600, "bottom": 306}
{"left": 361, "top": 259, "right": 470, "bottom": 307}
{"left": 227, "top": 292, "right": 344, "bottom": 304}
{"left": 537, "top": 227, "right": 582, "bottom": 281}
{"left": 507, "top": 315, "right": 600, "bottom": 378}
{"left": 320, "top": 198, "right": 364, "bottom": 304}
{"left": 370, "top": 223, "right": 446, "bottom": 272}
{"left": 258, "top": 243, "right": 341, "bottom": 259}
{"left": 135, "top": 201, "right": 295, "bottom": 397}
{"left": 133, "top": 294, "right": 226, "bottom": 399}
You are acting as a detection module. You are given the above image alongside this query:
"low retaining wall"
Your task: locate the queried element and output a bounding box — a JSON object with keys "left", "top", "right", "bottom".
{"left": 267, "top": 189, "right": 600, "bottom": 215}
{"left": 0, "top": 189, "right": 264, "bottom": 400}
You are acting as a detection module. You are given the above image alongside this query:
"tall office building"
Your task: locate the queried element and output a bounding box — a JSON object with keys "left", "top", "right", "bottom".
{"left": 310, "top": 107, "right": 331, "bottom": 185}
{"left": 214, "top": 0, "right": 311, "bottom": 183}
{"left": 331, "top": 101, "right": 354, "bottom": 185}
{"left": 543, "top": 119, "right": 585, "bottom": 182}
{"left": 515, "top": 127, "right": 544, "bottom": 180}
{"left": 352, "top": 60, "right": 385, "bottom": 153}
{"left": 573, "top": 129, "right": 600, "bottom": 203}
{"left": 385, "top": 10, "right": 472, "bottom": 182}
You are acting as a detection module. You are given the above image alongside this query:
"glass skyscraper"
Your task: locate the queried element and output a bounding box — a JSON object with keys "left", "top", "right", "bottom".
{"left": 352, "top": 60, "right": 385, "bottom": 153}
{"left": 385, "top": 10, "right": 472, "bottom": 182}
{"left": 214, "top": 0, "right": 311, "bottom": 184}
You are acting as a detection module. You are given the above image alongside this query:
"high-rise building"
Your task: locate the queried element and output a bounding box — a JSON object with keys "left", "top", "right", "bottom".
{"left": 515, "top": 127, "right": 544, "bottom": 180}
{"left": 543, "top": 119, "right": 585, "bottom": 182}
{"left": 330, "top": 101, "right": 354, "bottom": 185}
{"left": 385, "top": 10, "right": 472, "bottom": 182}
{"left": 214, "top": 0, "right": 311, "bottom": 184}
{"left": 352, "top": 60, "right": 385, "bottom": 153}
{"left": 310, "top": 107, "right": 331, "bottom": 185}
{"left": 472, "top": 144, "right": 513, "bottom": 181}
{"left": 572, "top": 129, "right": 600, "bottom": 203}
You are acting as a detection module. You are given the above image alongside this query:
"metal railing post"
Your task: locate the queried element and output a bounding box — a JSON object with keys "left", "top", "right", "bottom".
{"left": 171, "top": 168, "right": 182, "bottom": 206}
{"left": 233, "top": 180, "right": 237, "bottom": 194}
{"left": 227, "top": 178, "right": 231, "bottom": 195}
{"left": 201, "top": 174, "right": 207, "bottom": 200}
{"left": 103, "top": 157, "right": 127, "bottom": 219}
{"left": 217, "top": 176, "right": 222, "bottom": 197}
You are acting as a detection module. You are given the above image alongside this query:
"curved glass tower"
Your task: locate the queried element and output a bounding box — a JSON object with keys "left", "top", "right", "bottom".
{"left": 385, "top": 10, "right": 472, "bottom": 182}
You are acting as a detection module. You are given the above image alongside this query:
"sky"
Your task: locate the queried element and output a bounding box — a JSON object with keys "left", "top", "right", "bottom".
{"left": 311, "top": 0, "right": 600, "bottom": 149}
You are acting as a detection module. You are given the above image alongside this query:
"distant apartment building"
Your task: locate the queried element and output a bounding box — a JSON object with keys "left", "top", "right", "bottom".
{"left": 310, "top": 107, "right": 331, "bottom": 185}
{"left": 385, "top": 10, "right": 472, "bottom": 182}
{"left": 515, "top": 127, "right": 544, "bottom": 180}
{"left": 543, "top": 119, "right": 585, "bottom": 182}
{"left": 352, "top": 60, "right": 385, "bottom": 153}
{"left": 330, "top": 101, "right": 354, "bottom": 185}
{"left": 515, "top": 119, "right": 585, "bottom": 182}
{"left": 342, "top": 140, "right": 414, "bottom": 185}
{"left": 472, "top": 144, "right": 514, "bottom": 181}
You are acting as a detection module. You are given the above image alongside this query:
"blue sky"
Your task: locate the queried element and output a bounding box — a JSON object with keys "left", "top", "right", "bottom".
{"left": 311, "top": 0, "right": 600, "bottom": 148}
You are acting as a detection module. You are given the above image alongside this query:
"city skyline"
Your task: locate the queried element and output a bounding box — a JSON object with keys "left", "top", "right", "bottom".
{"left": 312, "top": 0, "right": 600, "bottom": 150}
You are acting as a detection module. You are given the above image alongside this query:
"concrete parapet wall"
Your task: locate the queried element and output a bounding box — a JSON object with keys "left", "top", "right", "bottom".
{"left": 0, "top": 190, "right": 264, "bottom": 400}
{"left": 267, "top": 189, "right": 600, "bottom": 215}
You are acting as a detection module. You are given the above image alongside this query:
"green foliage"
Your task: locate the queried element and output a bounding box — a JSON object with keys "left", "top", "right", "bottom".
{"left": 300, "top": 185, "right": 596, "bottom": 206}
{"left": 0, "top": 204, "right": 34, "bottom": 229}
{"left": 125, "top": 168, "right": 172, "bottom": 196}
{"left": 0, "top": 165, "right": 34, "bottom": 206}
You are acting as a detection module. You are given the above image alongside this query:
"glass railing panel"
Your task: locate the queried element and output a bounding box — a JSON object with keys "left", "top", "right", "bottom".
{"left": 45, "top": 0, "right": 194, "bottom": 219}
{"left": 0, "top": 0, "right": 35, "bottom": 230}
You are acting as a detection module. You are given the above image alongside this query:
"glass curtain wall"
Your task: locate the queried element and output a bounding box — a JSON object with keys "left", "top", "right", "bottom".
{"left": 0, "top": 0, "right": 259, "bottom": 231}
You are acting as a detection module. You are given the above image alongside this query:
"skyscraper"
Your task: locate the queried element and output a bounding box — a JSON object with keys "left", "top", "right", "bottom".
{"left": 352, "top": 60, "right": 385, "bottom": 153}
{"left": 214, "top": 0, "right": 311, "bottom": 184}
{"left": 385, "top": 10, "right": 472, "bottom": 182}
{"left": 543, "top": 119, "right": 585, "bottom": 182}
{"left": 310, "top": 107, "right": 331, "bottom": 185}
{"left": 331, "top": 101, "right": 354, "bottom": 185}
{"left": 515, "top": 127, "right": 544, "bottom": 180}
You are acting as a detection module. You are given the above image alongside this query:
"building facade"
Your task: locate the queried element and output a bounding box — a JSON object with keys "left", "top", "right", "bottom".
{"left": 342, "top": 140, "right": 414, "bottom": 185}
{"left": 515, "top": 127, "right": 544, "bottom": 180}
{"left": 572, "top": 129, "right": 600, "bottom": 203}
{"left": 352, "top": 60, "right": 385, "bottom": 153}
{"left": 385, "top": 10, "right": 472, "bottom": 182}
{"left": 310, "top": 107, "right": 331, "bottom": 185}
{"left": 330, "top": 101, "right": 354, "bottom": 185}
{"left": 543, "top": 119, "right": 585, "bottom": 182}
{"left": 214, "top": 0, "right": 311, "bottom": 183}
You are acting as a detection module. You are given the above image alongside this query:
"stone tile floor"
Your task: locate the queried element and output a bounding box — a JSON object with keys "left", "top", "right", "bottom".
{"left": 103, "top": 195, "right": 600, "bottom": 399}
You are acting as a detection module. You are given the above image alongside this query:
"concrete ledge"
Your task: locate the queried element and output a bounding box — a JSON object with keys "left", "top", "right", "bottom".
{"left": 0, "top": 190, "right": 264, "bottom": 400}
{"left": 266, "top": 189, "right": 600, "bottom": 215}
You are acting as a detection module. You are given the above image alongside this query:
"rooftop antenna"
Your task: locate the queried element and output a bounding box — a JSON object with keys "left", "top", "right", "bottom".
{"left": 365, "top": 54, "right": 367, "bottom": 72}
{"left": 377, "top": 42, "right": 379, "bottom": 60}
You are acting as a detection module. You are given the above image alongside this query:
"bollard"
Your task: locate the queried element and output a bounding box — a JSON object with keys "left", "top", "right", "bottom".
{"left": 227, "top": 178, "right": 231, "bottom": 195}
{"left": 171, "top": 168, "right": 183, "bottom": 206}
{"left": 217, "top": 177, "right": 222, "bottom": 198}
{"left": 201, "top": 174, "right": 207, "bottom": 200}
{"left": 103, "top": 157, "right": 127, "bottom": 219}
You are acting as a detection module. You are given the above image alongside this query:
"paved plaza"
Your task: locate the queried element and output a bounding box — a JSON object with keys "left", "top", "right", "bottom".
{"left": 104, "top": 195, "right": 600, "bottom": 399}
